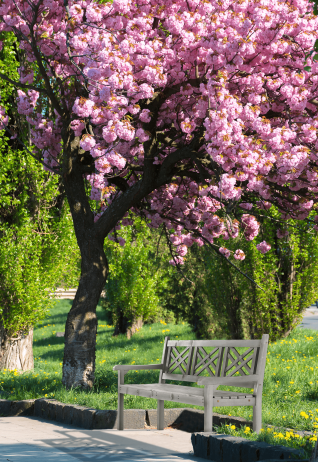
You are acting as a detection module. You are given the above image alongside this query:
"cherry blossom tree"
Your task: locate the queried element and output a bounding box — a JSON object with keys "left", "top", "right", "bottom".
{"left": 1, "top": 0, "right": 318, "bottom": 388}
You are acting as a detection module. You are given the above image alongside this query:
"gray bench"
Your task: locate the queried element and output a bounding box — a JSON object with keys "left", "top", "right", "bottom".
{"left": 113, "top": 334, "right": 269, "bottom": 433}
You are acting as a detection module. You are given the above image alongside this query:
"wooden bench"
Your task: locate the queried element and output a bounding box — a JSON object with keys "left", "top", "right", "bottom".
{"left": 113, "top": 334, "right": 269, "bottom": 433}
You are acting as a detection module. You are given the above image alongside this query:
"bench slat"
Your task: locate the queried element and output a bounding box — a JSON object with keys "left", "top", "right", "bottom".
{"left": 167, "top": 340, "right": 262, "bottom": 347}
{"left": 213, "top": 397, "right": 255, "bottom": 406}
{"left": 119, "top": 383, "right": 255, "bottom": 406}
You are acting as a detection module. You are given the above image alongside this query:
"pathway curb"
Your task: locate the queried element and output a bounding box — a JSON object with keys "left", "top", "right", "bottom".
{"left": 0, "top": 398, "right": 315, "bottom": 436}
{"left": 191, "top": 433, "right": 308, "bottom": 462}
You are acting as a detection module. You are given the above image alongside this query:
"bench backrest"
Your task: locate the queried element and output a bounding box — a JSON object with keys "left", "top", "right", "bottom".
{"left": 159, "top": 335, "right": 269, "bottom": 387}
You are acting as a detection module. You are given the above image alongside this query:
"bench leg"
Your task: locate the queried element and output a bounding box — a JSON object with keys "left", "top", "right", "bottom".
{"left": 157, "top": 400, "right": 164, "bottom": 430}
{"left": 253, "top": 392, "right": 262, "bottom": 434}
{"left": 118, "top": 370, "right": 125, "bottom": 430}
{"left": 118, "top": 392, "right": 124, "bottom": 430}
{"left": 204, "top": 384, "right": 213, "bottom": 432}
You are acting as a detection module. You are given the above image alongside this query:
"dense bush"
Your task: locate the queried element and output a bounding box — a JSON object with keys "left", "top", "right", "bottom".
{"left": 101, "top": 220, "right": 173, "bottom": 335}
{"left": 163, "top": 208, "right": 318, "bottom": 341}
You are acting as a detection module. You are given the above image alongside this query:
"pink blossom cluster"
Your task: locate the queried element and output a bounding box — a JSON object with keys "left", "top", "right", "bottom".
{"left": 256, "top": 241, "right": 271, "bottom": 254}
{"left": 1, "top": 0, "right": 318, "bottom": 261}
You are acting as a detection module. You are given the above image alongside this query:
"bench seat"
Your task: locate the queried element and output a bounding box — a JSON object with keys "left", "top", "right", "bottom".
{"left": 114, "top": 334, "right": 268, "bottom": 433}
{"left": 119, "top": 383, "right": 255, "bottom": 407}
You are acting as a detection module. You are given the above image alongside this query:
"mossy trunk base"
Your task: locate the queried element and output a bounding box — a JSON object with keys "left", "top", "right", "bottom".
{"left": 0, "top": 325, "right": 34, "bottom": 371}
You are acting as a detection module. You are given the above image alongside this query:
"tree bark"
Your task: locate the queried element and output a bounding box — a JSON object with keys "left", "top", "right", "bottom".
{"left": 62, "top": 238, "right": 108, "bottom": 390}
{"left": 0, "top": 324, "right": 34, "bottom": 371}
{"left": 113, "top": 311, "right": 143, "bottom": 338}
{"left": 61, "top": 129, "right": 109, "bottom": 390}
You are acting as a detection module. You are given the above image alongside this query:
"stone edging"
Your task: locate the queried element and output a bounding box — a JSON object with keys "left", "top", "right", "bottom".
{"left": 0, "top": 398, "right": 314, "bottom": 437}
{"left": 191, "top": 433, "right": 309, "bottom": 462}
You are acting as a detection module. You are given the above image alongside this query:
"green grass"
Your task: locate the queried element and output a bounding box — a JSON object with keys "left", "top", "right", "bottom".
{"left": 0, "top": 300, "right": 318, "bottom": 437}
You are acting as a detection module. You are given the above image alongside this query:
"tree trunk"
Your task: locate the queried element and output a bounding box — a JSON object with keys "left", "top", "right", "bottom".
{"left": 62, "top": 239, "right": 108, "bottom": 389}
{"left": 113, "top": 308, "right": 143, "bottom": 338}
{"left": 0, "top": 324, "right": 34, "bottom": 371}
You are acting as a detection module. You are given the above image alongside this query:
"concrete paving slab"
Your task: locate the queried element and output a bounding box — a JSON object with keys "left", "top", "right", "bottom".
{"left": 299, "top": 316, "right": 318, "bottom": 330}
{"left": 0, "top": 417, "right": 208, "bottom": 462}
{"left": 303, "top": 304, "right": 318, "bottom": 316}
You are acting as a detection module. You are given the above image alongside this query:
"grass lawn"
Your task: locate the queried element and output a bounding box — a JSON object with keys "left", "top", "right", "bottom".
{"left": 0, "top": 300, "right": 318, "bottom": 435}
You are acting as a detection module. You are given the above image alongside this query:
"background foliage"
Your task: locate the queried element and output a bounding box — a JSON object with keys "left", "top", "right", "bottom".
{"left": 163, "top": 208, "right": 318, "bottom": 342}
{"left": 0, "top": 32, "right": 80, "bottom": 337}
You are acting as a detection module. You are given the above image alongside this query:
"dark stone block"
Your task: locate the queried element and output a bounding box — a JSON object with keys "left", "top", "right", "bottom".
{"left": 258, "top": 443, "right": 285, "bottom": 461}
{"left": 0, "top": 399, "right": 11, "bottom": 416}
{"left": 10, "top": 399, "right": 35, "bottom": 416}
{"left": 169, "top": 409, "right": 204, "bottom": 432}
{"left": 240, "top": 439, "right": 260, "bottom": 462}
{"left": 191, "top": 433, "right": 211, "bottom": 459}
{"left": 62, "top": 404, "right": 74, "bottom": 425}
{"left": 55, "top": 401, "right": 66, "bottom": 423}
{"left": 71, "top": 405, "right": 96, "bottom": 429}
{"left": 222, "top": 436, "right": 245, "bottom": 462}
{"left": 34, "top": 399, "right": 59, "bottom": 420}
{"left": 93, "top": 410, "right": 117, "bottom": 429}
{"left": 34, "top": 398, "right": 49, "bottom": 418}
{"left": 275, "top": 445, "right": 304, "bottom": 460}
{"left": 191, "top": 433, "right": 307, "bottom": 462}
{"left": 259, "top": 443, "right": 304, "bottom": 460}
{"left": 81, "top": 408, "right": 96, "bottom": 429}
{"left": 208, "top": 433, "right": 225, "bottom": 462}
{"left": 147, "top": 408, "right": 198, "bottom": 430}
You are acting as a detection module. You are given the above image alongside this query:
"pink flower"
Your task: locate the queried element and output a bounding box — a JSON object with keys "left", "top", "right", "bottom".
{"left": 0, "top": 105, "right": 8, "bottom": 128}
{"left": 72, "top": 98, "right": 94, "bottom": 118}
{"left": 219, "top": 247, "right": 231, "bottom": 258}
{"left": 139, "top": 109, "right": 151, "bottom": 123}
{"left": 169, "top": 256, "right": 185, "bottom": 266}
{"left": 71, "top": 120, "right": 85, "bottom": 137}
{"left": 80, "top": 134, "right": 96, "bottom": 151}
{"left": 181, "top": 118, "right": 196, "bottom": 133}
{"left": 256, "top": 241, "right": 271, "bottom": 254}
{"left": 136, "top": 128, "right": 149, "bottom": 142}
{"left": 177, "top": 245, "right": 188, "bottom": 256}
{"left": 239, "top": 203, "right": 253, "bottom": 210}
{"left": 234, "top": 249, "right": 246, "bottom": 260}
{"left": 105, "top": 150, "right": 126, "bottom": 169}
{"left": 103, "top": 122, "right": 117, "bottom": 143}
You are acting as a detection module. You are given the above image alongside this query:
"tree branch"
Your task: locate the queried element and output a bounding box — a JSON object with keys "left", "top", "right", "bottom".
{"left": 0, "top": 73, "right": 47, "bottom": 94}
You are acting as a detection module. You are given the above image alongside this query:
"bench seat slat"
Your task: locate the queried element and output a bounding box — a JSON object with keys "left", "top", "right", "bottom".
{"left": 119, "top": 383, "right": 255, "bottom": 407}
{"left": 119, "top": 383, "right": 204, "bottom": 406}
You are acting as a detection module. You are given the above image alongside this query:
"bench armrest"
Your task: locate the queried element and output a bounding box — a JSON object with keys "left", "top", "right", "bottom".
{"left": 197, "top": 374, "right": 259, "bottom": 386}
{"left": 113, "top": 364, "right": 164, "bottom": 371}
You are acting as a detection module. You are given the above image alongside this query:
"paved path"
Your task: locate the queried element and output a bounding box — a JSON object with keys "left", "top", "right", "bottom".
{"left": 0, "top": 417, "right": 207, "bottom": 462}
{"left": 300, "top": 305, "right": 318, "bottom": 330}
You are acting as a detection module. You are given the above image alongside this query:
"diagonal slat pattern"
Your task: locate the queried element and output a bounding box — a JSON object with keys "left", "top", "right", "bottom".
{"left": 223, "top": 347, "right": 256, "bottom": 376}
{"left": 168, "top": 346, "right": 191, "bottom": 374}
{"left": 191, "top": 346, "right": 223, "bottom": 377}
